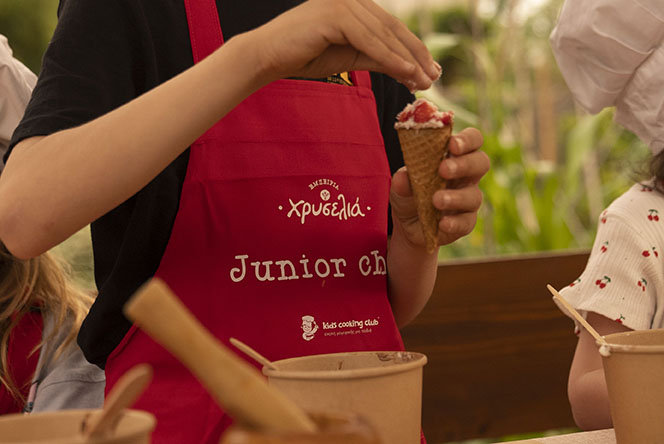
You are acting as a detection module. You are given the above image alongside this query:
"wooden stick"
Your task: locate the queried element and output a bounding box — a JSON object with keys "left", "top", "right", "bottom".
{"left": 547, "top": 284, "right": 607, "bottom": 346}
{"left": 84, "top": 364, "right": 152, "bottom": 439}
{"left": 124, "top": 278, "right": 317, "bottom": 434}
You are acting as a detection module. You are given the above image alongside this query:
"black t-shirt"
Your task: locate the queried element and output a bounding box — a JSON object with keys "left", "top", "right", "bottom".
{"left": 8, "top": 0, "right": 413, "bottom": 368}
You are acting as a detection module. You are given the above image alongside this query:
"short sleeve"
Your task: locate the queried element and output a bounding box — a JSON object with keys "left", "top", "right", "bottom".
{"left": 7, "top": 0, "right": 143, "bottom": 158}
{"left": 560, "top": 193, "right": 664, "bottom": 330}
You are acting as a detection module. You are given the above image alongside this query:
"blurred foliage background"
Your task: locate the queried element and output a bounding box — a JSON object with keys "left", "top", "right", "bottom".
{"left": 1, "top": 0, "right": 651, "bottom": 283}
{"left": 0, "top": 0, "right": 58, "bottom": 73}
{"left": 396, "top": 0, "right": 651, "bottom": 259}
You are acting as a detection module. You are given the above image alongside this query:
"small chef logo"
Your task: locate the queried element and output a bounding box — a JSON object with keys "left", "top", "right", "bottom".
{"left": 301, "top": 315, "right": 319, "bottom": 341}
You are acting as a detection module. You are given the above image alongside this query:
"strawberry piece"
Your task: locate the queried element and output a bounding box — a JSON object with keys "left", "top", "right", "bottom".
{"left": 413, "top": 102, "right": 435, "bottom": 123}
{"left": 397, "top": 109, "right": 413, "bottom": 122}
{"left": 436, "top": 113, "right": 453, "bottom": 126}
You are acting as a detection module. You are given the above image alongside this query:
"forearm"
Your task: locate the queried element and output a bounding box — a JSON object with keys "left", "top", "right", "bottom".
{"left": 0, "top": 33, "right": 266, "bottom": 258}
{"left": 387, "top": 219, "right": 438, "bottom": 327}
{"left": 568, "top": 367, "right": 613, "bottom": 430}
{"left": 566, "top": 313, "right": 631, "bottom": 431}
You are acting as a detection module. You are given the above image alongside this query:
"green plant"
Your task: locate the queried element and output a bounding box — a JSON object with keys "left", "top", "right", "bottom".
{"left": 409, "top": 0, "right": 651, "bottom": 260}
{"left": 0, "top": 0, "right": 59, "bottom": 73}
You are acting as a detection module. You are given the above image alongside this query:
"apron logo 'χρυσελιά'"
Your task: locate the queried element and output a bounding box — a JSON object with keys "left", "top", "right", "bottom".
{"left": 277, "top": 179, "right": 373, "bottom": 224}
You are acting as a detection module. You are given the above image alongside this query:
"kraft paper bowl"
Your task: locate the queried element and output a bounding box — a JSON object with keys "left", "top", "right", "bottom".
{"left": 263, "top": 351, "right": 427, "bottom": 444}
{"left": 0, "top": 409, "right": 156, "bottom": 443}
{"left": 598, "top": 328, "right": 664, "bottom": 444}
{"left": 219, "top": 412, "right": 380, "bottom": 444}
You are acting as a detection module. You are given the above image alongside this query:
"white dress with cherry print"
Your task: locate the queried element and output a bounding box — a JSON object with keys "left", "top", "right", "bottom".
{"left": 560, "top": 180, "right": 664, "bottom": 331}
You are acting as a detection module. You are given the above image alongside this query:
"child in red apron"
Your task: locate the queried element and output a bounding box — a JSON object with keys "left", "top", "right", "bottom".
{"left": 0, "top": 243, "right": 105, "bottom": 414}
{"left": 0, "top": 1, "right": 488, "bottom": 441}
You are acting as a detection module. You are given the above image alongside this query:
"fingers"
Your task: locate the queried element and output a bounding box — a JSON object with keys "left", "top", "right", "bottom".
{"left": 390, "top": 166, "right": 412, "bottom": 197}
{"left": 353, "top": 0, "right": 440, "bottom": 87}
{"left": 389, "top": 167, "right": 419, "bottom": 226}
{"left": 439, "top": 146, "right": 490, "bottom": 184}
{"left": 432, "top": 184, "right": 483, "bottom": 214}
{"left": 326, "top": 6, "right": 418, "bottom": 82}
{"left": 254, "top": 0, "right": 439, "bottom": 90}
{"left": 447, "top": 127, "right": 484, "bottom": 156}
{"left": 320, "top": 0, "right": 438, "bottom": 90}
{"left": 433, "top": 171, "right": 483, "bottom": 245}
{"left": 439, "top": 211, "right": 478, "bottom": 241}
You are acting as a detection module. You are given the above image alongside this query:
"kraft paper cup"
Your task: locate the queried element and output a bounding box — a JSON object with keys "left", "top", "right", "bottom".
{"left": 0, "top": 409, "right": 156, "bottom": 443}
{"left": 262, "top": 351, "right": 427, "bottom": 444}
{"left": 599, "top": 329, "right": 664, "bottom": 444}
{"left": 219, "top": 412, "right": 380, "bottom": 444}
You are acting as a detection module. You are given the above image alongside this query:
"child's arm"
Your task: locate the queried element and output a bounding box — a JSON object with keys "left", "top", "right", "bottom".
{"left": 568, "top": 311, "right": 631, "bottom": 430}
{"left": 387, "top": 128, "right": 488, "bottom": 326}
{"left": 0, "top": 0, "right": 440, "bottom": 259}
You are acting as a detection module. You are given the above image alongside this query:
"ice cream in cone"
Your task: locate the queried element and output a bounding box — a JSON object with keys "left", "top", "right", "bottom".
{"left": 394, "top": 98, "right": 454, "bottom": 253}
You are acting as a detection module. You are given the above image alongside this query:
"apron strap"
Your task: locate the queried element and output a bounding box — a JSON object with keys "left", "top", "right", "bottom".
{"left": 352, "top": 71, "right": 372, "bottom": 89}
{"left": 184, "top": 0, "right": 224, "bottom": 64}
{"left": 183, "top": 0, "right": 373, "bottom": 92}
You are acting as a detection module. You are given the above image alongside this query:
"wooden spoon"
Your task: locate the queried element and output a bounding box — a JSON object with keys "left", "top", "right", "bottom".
{"left": 547, "top": 284, "right": 608, "bottom": 346}
{"left": 229, "top": 337, "right": 278, "bottom": 371}
{"left": 123, "top": 278, "right": 317, "bottom": 434}
{"left": 83, "top": 363, "right": 152, "bottom": 440}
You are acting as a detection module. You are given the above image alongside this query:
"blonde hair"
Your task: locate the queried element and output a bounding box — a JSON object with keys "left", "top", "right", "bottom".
{"left": 0, "top": 243, "right": 94, "bottom": 403}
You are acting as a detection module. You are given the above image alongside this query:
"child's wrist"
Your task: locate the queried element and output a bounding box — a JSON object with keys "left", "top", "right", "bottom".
{"left": 221, "top": 32, "right": 277, "bottom": 91}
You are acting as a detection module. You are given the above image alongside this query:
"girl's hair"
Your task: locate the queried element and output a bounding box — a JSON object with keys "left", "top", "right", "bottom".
{"left": 0, "top": 243, "right": 94, "bottom": 402}
{"left": 650, "top": 150, "right": 664, "bottom": 192}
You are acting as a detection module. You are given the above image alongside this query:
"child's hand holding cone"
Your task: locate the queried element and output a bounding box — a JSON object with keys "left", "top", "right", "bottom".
{"left": 391, "top": 99, "right": 487, "bottom": 253}
{"left": 393, "top": 99, "right": 453, "bottom": 253}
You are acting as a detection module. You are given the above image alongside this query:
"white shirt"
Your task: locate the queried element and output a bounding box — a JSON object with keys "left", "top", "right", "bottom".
{"left": 560, "top": 181, "right": 664, "bottom": 331}
{"left": 550, "top": 0, "right": 664, "bottom": 154}
{"left": 0, "top": 35, "right": 37, "bottom": 172}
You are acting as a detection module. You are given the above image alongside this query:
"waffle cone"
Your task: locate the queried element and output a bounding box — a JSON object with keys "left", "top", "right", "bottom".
{"left": 397, "top": 125, "right": 453, "bottom": 253}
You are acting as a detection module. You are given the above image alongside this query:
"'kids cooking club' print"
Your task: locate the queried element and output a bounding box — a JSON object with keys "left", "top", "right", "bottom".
{"left": 300, "top": 314, "right": 381, "bottom": 341}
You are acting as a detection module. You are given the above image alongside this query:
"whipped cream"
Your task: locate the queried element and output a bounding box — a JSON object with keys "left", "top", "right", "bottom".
{"left": 394, "top": 98, "right": 453, "bottom": 130}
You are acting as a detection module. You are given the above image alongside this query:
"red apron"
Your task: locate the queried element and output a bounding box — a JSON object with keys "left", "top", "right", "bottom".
{"left": 0, "top": 312, "right": 42, "bottom": 414}
{"left": 105, "top": 1, "right": 404, "bottom": 442}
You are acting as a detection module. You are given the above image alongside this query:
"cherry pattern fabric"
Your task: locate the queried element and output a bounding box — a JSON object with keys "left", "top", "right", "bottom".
{"left": 560, "top": 180, "right": 664, "bottom": 331}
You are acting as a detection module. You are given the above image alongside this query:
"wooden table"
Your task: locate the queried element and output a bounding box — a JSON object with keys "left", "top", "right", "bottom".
{"left": 493, "top": 429, "right": 615, "bottom": 443}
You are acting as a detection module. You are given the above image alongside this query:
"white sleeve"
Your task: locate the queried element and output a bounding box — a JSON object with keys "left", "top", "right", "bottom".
{"left": 560, "top": 204, "right": 663, "bottom": 331}
{"left": 549, "top": 0, "right": 664, "bottom": 113}
{"left": 0, "top": 35, "right": 37, "bottom": 168}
